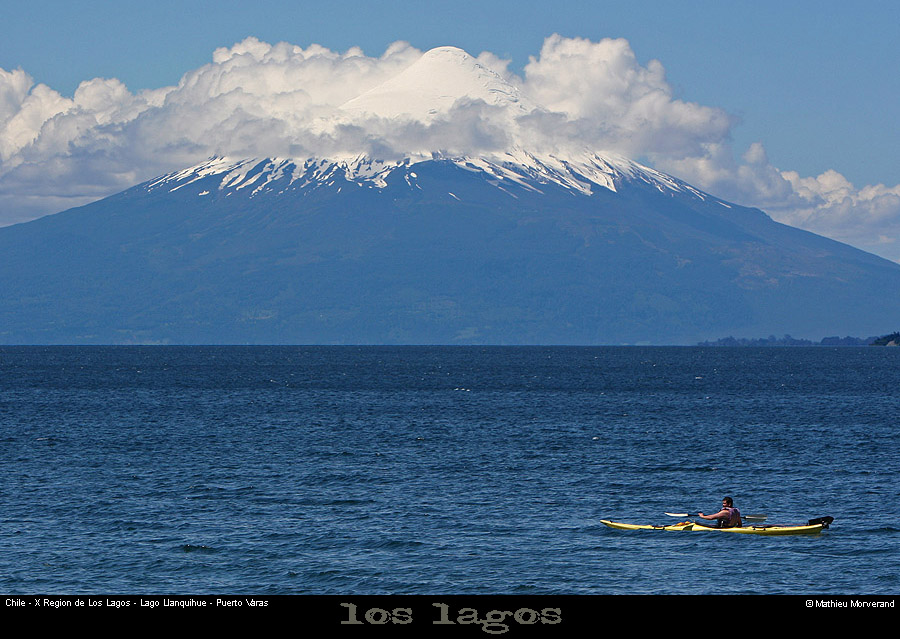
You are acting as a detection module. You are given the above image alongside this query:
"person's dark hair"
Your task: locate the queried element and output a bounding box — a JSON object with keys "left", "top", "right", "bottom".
{"left": 723, "top": 496, "right": 734, "bottom": 506}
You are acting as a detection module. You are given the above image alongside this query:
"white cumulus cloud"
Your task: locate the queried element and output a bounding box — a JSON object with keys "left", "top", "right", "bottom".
{"left": 519, "top": 35, "right": 735, "bottom": 159}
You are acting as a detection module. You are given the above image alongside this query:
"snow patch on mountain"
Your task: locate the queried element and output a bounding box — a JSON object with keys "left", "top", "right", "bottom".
{"left": 145, "top": 147, "right": 722, "bottom": 207}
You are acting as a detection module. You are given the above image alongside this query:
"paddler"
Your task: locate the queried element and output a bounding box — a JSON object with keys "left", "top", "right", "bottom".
{"left": 698, "top": 496, "right": 743, "bottom": 528}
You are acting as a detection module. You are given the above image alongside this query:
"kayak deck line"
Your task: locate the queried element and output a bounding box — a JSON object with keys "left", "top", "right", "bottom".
{"left": 600, "top": 516, "right": 834, "bottom": 536}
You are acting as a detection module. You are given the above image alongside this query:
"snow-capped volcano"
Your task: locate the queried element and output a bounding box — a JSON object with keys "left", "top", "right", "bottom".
{"left": 3, "top": 46, "right": 900, "bottom": 345}
{"left": 340, "top": 46, "right": 534, "bottom": 122}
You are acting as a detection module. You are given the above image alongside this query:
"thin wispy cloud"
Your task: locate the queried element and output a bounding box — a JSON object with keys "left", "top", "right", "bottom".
{"left": 1, "top": 35, "right": 897, "bottom": 261}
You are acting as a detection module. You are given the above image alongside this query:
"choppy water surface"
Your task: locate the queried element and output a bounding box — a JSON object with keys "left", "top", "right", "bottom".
{"left": 1, "top": 346, "right": 897, "bottom": 594}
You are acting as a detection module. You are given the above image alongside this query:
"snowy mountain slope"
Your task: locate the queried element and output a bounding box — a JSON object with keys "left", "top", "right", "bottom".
{"left": 145, "top": 146, "right": 718, "bottom": 204}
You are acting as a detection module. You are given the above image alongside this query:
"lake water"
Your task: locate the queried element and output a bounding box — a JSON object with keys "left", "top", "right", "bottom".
{"left": 1, "top": 346, "right": 897, "bottom": 596}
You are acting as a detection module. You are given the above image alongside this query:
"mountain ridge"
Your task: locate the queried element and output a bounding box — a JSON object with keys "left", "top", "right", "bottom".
{"left": 143, "top": 145, "right": 720, "bottom": 204}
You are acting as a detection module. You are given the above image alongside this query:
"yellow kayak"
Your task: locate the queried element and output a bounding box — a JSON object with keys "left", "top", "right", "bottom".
{"left": 600, "top": 517, "right": 832, "bottom": 536}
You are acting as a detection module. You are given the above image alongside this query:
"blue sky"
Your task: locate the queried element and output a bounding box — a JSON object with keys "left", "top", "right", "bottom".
{"left": 1, "top": 0, "right": 899, "bottom": 259}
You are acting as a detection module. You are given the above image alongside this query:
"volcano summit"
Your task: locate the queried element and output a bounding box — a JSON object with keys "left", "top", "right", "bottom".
{"left": 1, "top": 46, "right": 898, "bottom": 344}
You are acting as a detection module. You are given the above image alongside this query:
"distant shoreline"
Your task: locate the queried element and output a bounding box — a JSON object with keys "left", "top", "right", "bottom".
{"left": 698, "top": 332, "right": 900, "bottom": 347}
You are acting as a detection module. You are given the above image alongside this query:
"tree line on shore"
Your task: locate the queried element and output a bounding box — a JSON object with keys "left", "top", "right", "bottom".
{"left": 698, "top": 331, "right": 900, "bottom": 346}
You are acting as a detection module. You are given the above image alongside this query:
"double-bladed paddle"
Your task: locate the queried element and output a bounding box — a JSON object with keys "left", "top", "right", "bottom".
{"left": 664, "top": 511, "right": 767, "bottom": 521}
